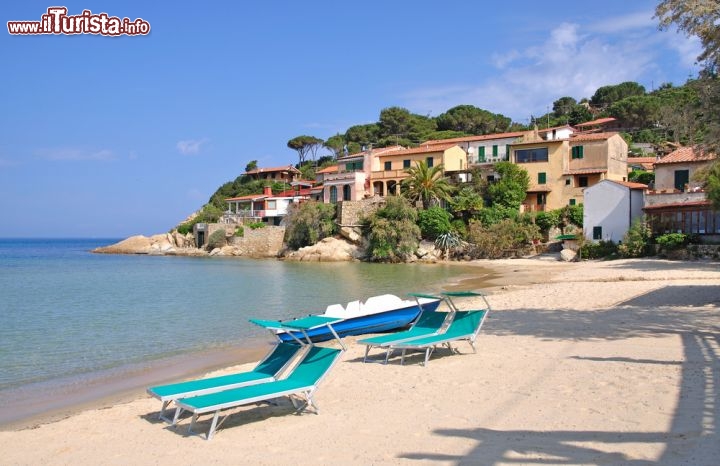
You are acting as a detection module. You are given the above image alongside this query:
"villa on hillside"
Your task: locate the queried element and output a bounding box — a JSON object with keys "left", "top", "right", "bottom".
{"left": 315, "top": 146, "right": 404, "bottom": 203}
{"left": 224, "top": 183, "right": 311, "bottom": 225}
{"left": 644, "top": 146, "right": 720, "bottom": 237}
{"left": 371, "top": 143, "right": 467, "bottom": 196}
{"left": 508, "top": 131, "right": 628, "bottom": 212}
{"left": 243, "top": 165, "right": 302, "bottom": 183}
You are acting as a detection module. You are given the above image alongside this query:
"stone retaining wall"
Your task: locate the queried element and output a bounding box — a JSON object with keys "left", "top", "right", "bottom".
{"left": 227, "top": 225, "right": 286, "bottom": 257}
{"left": 337, "top": 197, "right": 386, "bottom": 226}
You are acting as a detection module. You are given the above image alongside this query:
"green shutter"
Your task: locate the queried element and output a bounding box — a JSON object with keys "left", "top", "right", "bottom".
{"left": 492, "top": 145, "right": 498, "bottom": 156}
{"left": 478, "top": 146, "right": 485, "bottom": 162}
{"left": 538, "top": 172, "right": 547, "bottom": 184}
{"left": 505, "top": 145, "right": 510, "bottom": 160}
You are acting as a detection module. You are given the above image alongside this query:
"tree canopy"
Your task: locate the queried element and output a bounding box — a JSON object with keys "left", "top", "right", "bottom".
{"left": 401, "top": 160, "right": 455, "bottom": 209}
{"left": 287, "top": 135, "right": 324, "bottom": 165}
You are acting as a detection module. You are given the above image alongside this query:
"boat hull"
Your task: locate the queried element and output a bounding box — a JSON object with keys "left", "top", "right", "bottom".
{"left": 278, "top": 300, "right": 441, "bottom": 343}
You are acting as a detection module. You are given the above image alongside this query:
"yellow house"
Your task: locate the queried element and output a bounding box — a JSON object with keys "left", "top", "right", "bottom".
{"left": 510, "top": 132, "right": 628, "bottom": 211}
{"left": 371, "top": 143, "right": 467, "bottom": 196}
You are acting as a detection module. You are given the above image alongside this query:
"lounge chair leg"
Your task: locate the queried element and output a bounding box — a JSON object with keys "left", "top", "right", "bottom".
{"left": 364, "top": 346, "right": 370, "bottom": 362}
{"left": 469, "top": 340, "right": 477, "bottom": 354}
{"left": 159, "top": 401, "right": 169, "bottom": 420}
{"left": 207, "top": 412, "right": 220, "bottom": 440}
{"left": 424, "top": 348, "right": 431, "bottom": 366}
{"left": 189, "top": 413, "right": 198, "bottom": 435}
{"left": 400, "top": 349, "right": 407, "bottom": 365}
{"left": 172, "top": 407, "right": 183, "bottom": 426}
{"left": 384, "top": 348, "right": 392, "bottom": 364}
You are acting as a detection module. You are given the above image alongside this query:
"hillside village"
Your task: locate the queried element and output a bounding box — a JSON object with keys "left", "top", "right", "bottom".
{"left": 94, "top": 73, "right": 720, "bottom": 261}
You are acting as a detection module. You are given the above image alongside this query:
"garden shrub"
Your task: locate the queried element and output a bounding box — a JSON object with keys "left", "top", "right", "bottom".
{"left": 206, "top": 229, "right": 227, "bottom": 250}
{"left": 466, "top": 219, "right": 540, "bottom": 259}
{"left": 234, "top": 226, "right": 244, "bottom": 237}
{"left": 655, "top": 233, "right": 688, "bottom": 251}
{"left": 579, "top": 240, "right": 617, "bottom": 259}
{"left": 417, "top": 206, "right": 452, "bottom": 240}
{"left": 284, "top": 201, "right": 337, "bottom": 249}
{"left": 365, "top": 196, "right": 420, "bottom": 262}
{"left": 618, "top": 218, "right": 653, "bottom": 258}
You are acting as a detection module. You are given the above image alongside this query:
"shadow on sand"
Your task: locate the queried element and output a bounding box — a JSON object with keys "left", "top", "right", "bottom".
{"left": 399, "top": 284, "right": 720, "bottom": 465}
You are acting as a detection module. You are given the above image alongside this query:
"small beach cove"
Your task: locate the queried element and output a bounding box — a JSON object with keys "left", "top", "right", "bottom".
{"left": 1, "top": 258, "right": 719, "bottom": 465}
{"left": 0, "top": 238, "right": 494, "bottom": 430}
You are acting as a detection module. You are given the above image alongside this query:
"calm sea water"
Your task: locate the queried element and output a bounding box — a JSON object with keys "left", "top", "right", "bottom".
{"left": 0, "top": 238, "right": 476, "bottom": 413}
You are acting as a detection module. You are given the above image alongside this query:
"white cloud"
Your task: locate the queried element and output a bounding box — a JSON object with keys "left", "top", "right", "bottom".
{"left": 664, "top": 31, "right": 703, "bottom": 68}
{"left": 176, "top": 138, "right": 209, "bottom": 155}
{"left": 36, "top": 148, "right": 115, "bottom": 161}
{"left": 588, "top": 11, "right": 656, "bottom": 34}
{"left": 401, "top": 18, "right": 677, "bottom": 121}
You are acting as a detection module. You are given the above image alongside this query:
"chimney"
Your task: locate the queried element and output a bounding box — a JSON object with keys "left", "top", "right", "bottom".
{"left": 263, "top": 185, "right": 272, "bottom": 196}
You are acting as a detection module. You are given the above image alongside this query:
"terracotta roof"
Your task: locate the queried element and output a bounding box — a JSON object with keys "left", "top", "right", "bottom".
{"left": 226, "top": 194, "right": 267, "bottom": 202}
{"left": 563, "top": 168, "right": 608, "bottom": 175}
{"left": 316, "top": 165, "right": 338, "bottom": 174}
{"left": 607, "top": 180, "right": 648, "bottom": 190}
{"left": 377, "top": 143, "right": 458, "bottom": 157}
{"left": 422, "top": 131, "right": 527, "bottom": 145}
{"left": 575, "top": 117, "right": 617, "bottom": 127}
{"left": 570, "top": 132, "right": 618, "bottom": 142}
{"left": 526, "top": 186, "right": 553, "bottom": 192}
{"left": 337, "top": 145, "right": 405, "bottom": 160}
{"left": 655, "top": 146, "right": 717, "bottom": 165}
{"left": 643, "top": 200, "right": 711, "bottom": 210}
{"left": 243, "top": 165, "right": 301, "bottom": 175}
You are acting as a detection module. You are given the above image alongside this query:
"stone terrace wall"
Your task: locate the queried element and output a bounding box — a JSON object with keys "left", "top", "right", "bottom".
{"left": 228, "top": 225, "right": 286, "bottom": 257}
{"left": 337, "top": 197, "right": 386, "bottom": 226}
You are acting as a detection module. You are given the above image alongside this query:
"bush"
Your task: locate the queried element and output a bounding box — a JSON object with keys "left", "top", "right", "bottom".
{"left": 206, "top": 229, "right": 227, "bottom": 250}
{"left": 579, "top": 240, "right": 617, "bottom": 259}
{"left": 655, "top": 233, "right": 688, "bottom": 250}
{"left": 535, "top": 210, "right": 561, "bottom": 233}
{"left": 234, "top": 226, "right": 244, "bottom": 237}
{"left": 618, "top": 217, "right": 653, "bottom": 258}
{"left": 417, "top": 207, "right": 452, "bottom": 240}
{"left": 365, "top": 196, "right": 421, "bottom": 262}
{"left": 450, "top": 219, "right": 468, "bottom": 239}
{"left": 566, "top": 204, "right": 583, "bottom": 227}
{"left": 247, "top": 222, "right": 266, "bottom": 230}
{"left": 284, "top": 201, "right": 337, "bottom": 249}
{"left": 466, "top": 219, "right": 540, "bottom": 259}
{"left": 474, "top": 206, "right": 519, "bottom": 226}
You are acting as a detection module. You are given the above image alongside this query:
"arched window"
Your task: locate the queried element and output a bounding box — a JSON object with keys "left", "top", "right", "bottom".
{"left": 343, "top": 184, "right": 351, "bottom": 201}
{"left": 329, "top": 186, "right": 338, "bottom": 203}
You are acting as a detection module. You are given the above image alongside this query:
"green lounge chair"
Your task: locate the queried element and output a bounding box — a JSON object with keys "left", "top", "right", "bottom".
{"left": 174, "top": 345, "right": 343, "bottom": 440}
{"left": 392, "top": 310, "right": 488, "bottom": 366}
{"left": 147, "top": 342, "right": 302, "bottom": 423}
{"left": 357, "top": 294, "right": 450, "bottom": 363}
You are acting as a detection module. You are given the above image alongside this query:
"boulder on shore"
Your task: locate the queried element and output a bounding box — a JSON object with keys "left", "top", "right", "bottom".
{"left": 283, "top": 236, "right": 363, "bottom": 262}
{"left": 93, "top": 233, "right": 203, "bottom": 256}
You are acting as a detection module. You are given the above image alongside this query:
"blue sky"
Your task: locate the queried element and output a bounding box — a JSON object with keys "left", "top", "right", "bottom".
{"left": 1, "top": 1, "right": 701, "bottom": 238}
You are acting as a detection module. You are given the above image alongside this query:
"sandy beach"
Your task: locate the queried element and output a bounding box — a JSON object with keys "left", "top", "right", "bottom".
{"left": 1, "top": 258, "right": 719, "bottom": 465}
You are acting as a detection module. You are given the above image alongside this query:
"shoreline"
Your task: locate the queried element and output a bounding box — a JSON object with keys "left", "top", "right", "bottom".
{"left": 0, "top": 338, "right": 271, "bottom": 431}
{"left": 3, "top": 258, "right": 719, "bottom": 465}
{"left": 0, "top": 259, "right": 527, "bottom": 432}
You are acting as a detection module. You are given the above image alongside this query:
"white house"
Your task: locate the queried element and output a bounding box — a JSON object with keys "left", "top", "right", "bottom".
{"left": 583, "top": 180, "right": 647, "bottom": 242}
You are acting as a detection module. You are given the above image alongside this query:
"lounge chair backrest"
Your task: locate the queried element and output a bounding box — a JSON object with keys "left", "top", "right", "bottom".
{"left": 254, "top": 342, "right": 302, "bottom": 376}
{"left": 414, "top": 311, "right": 450, "bottom": 330}
{"left": 444, "top": 310, "right": 486, "bottom": 337}
{"left": 286, "top": 346, "right": 342, "bottom": 386}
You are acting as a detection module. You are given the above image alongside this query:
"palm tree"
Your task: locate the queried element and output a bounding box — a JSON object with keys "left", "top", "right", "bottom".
{"left": 401, "top": 160, "right": 455, "bottom": 209}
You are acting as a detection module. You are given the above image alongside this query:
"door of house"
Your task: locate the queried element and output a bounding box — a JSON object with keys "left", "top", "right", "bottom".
{"left": 674, "top": 169, "right": 689, "bottom": 191}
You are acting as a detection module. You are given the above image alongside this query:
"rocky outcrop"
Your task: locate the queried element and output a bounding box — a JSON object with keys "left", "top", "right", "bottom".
{"left": 283, "top": 236, "right": 364, "bottom": 262}
{"left": 93, "top": 233, "right": 205, "bottom": 256}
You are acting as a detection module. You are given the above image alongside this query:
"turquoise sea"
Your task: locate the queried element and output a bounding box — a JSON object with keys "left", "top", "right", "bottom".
{"left": 0, "top": 238, "right": 479, "bottom": 425}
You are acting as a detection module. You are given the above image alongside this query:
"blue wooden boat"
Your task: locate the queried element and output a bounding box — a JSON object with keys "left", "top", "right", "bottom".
{"left": 275, "top": 294, "right": 441, "bottom": 343}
